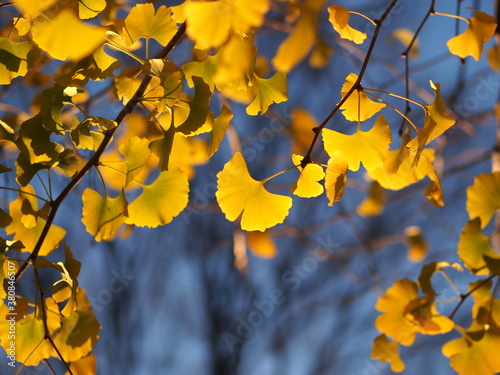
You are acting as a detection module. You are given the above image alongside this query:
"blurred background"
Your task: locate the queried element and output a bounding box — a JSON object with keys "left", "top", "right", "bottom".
{"left": 1, "top": 0, "right": 499, "bottom": 374}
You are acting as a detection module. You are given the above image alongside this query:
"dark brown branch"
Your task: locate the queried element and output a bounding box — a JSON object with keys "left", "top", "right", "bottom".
{"left": 448, "top": 274, "right": 496, "bottom": 320}
{"left": 15, "top": 22, "right": 187, "bottom": 281}
{"left": 301, "top": 0, "right": 400, "bottom": 168}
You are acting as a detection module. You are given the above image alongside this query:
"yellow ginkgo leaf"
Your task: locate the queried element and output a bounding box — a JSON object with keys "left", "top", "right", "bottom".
{"left": 458, "top": 218, "right": 500, "bottom": 275}
{"left": 371, "top": 335, "right": 405, "bottom": 373}
{"left": 82, "top": 189, "right": 128, "bottom": 241}
{"left": 290, "top": 108, "right": 317, "bottom": 155}
{"left": 290, "top": 154, "right": 325, "bottom": 198}
{"left": 339, "top": 73, "right": 386, "bottom": 122}
{"left": 407, "top": 82, "right": 455, "bottom": 164}
{"left": 0, "top": 298, "right": 60, "bottom": 366}
{"left": 272, "top": 0, "right": 327, "bottom": 73}
{"left": 79, "top": 0, "right": 107, "bottom": 19}
{"left": 118, "top": 137, "right": 152, "bottom": 187}
{"left": 247, "top": 230, "right": 277, "bottom": 258}
{"left": 12, "top": 0, "right": 58, "bottom": 17}
{"left": 208, "top": 105, "right": 233, "bottom": 159}
{"left": 443, "top": 328, "right": 500, "bottom": 375}
{"left": 356, "top": 181, "right": 385, "bottom": 217}
{"left": 375, "top": 279, "right": 453, "bottom": 346}
{"left": 5, "top": 186, "right": 66, "bottom": 256}
{"left": 182, "top": 53, "right": 218, "bottom": 91}
{"left": 0, "top": 37, "right": 37, "bottom": 85}
{"left": 447, "top": 10, "right": 496, "bottom": 61}
{"left": 246, "top": 72, "right": 288, "bottom": 115}
{"left": 466, "top": 172, "right": 500, "bottom": 228}
{"left": 216, "top": 152, "right": 293, "bottom": 231}
{"left": 123, "top": 4, "right": 178, "bottom": 46}
{"left": 328, "top": 4, "right": 367, "bottom": 44}
{"left": 322, "top": 115, "right": 391, "bottom": 171}
{"left": 67, "top": 353, "right": 97, "bottom": 375}
{"left": 125, "top": 169, "right": 189, "bottom": 228}
{"left": 184, "top": 0, "right": 269, "bottom": 49}
{"left": 487, "top": 44, "right": 500, "bottom": 71}
{"left": 32, "top": 9, "right": 106, "bottom": 61}
{"left": 324, "top": 151, "right": 348, "bottom": 206}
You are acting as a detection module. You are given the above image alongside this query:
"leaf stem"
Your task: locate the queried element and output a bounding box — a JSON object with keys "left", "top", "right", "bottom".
{"left": 262, "top": 166, "right": 297, "bottom": 184}
{"left": 432, "top": 11, "right": 469, "bottom": 23}
{"left": 349, "top": 11, "right": 377, "bottom": 25}
{"left": 448, "top": 274, "right": 497, "bottom": 320}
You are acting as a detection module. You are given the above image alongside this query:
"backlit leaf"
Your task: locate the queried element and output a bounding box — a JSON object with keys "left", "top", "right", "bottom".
{"left": 79, "top": 0, "right": 107, "bottom": 19}
{"left": 71, "top": 118, "right": 106, "bottom": 151}
{"left": 6, "top": 186, "right": 66, "bottom": 256}
{"left": 208, "top": 105, "right": 233, "bottom": 158}
{"left": 272, "top": 0, "right": 327, "bottom": 73}
{"left": 407, "top": 82, "right": 455, "bottom": 165}
{"left": 290, "top": 108, "right": 317, "bottom": 155}
{"left": 324, "top": 151, "right": 348, "bottom": 206}
{"left": 371, "top": 334, "right": 405, "bottom": 372}
{"left": 32, "top": 9, "right": 106, "bottom": 61}
{"left": 443, "top": 328, "right": 500, "bottom": 375}
{"left": 466, "top": 172, "right": 500, "bottom": 228}
{"left": 216, "top": 152, "right": 293, "bottom": 231}
{"left": 17, "top": 115, "right": 62, "bottom": 164}
{"left": 66, "top": 353, "right": 96, "bottom": 375}
{"left": 447, "top": 10, "right": 496, "bottom": 61}
{"left": 322, "top": 115, "right": 391, "bottom": 171}
{"left": 246, "top": 72, "right": 288, "bottom": 115}
{"left": 247, "top": 230, "right": 277, "bottom": 258}
{"left": 125, "top": 169, "right": 189, "bottom": 228}
{"left": 328, "top": 4, "right": 367, "bottom": 44}
{"left": 123, "top": 4, "right": 178, "bottom": 46}
{"left": 118, "top": 137, "right": 151, "bottom": 187}
{"left": 12, "top": 0, "right": 58, "bottom": 17}
{"left": 458, "top": 218, "right": 500, "bottom": 275}
{"left": 290, "top": 155, "right": 325, "bottom": 198}
{"left": 149, "top": 125, "right": 176, "bottom": 171}
{"left": 339, "top": 73, "right": 386, "bottom": 122}
{"left": 0, "top": 37, "right": 38, "bottom": 85}
{"left": 82, "top": 189, "right": 128, "bottom": 241}
{"left": 175, "top": 76, "right": 212, "bottom": 135}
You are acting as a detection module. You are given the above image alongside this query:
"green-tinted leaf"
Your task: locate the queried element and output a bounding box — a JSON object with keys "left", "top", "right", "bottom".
{"left": 0, "top": 37, "right": 39, "bottom": 85}
{"left": 0, "top": 208, "right": 12, "bottom": 228}
{"left": 56, "top": 148, "right": 79, "bottom": 177}
{"left": 82, "top": 189, "right": 128, "bottom": 241}
{"left": 149, "top": 124, "right": 175, "bottom": 171}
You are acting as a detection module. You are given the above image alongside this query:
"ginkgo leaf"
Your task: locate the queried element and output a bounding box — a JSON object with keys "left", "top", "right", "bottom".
{"left": 208, "top": 105, "right": 233, "bottom": 158}
{"left": 216, "top": 152, "right": 293, "bottom": 231}
{"left": 17, "top": 115, "right": 63, "bottom": 165}
{"left": 443, "top": 328, "right": 500, "bottom": 375}
{"left": 328, "top": 4, "right": 367, "bottom": 44}
{"left": 417, "top": 261, "right": 462, "bottom": 297}
{"left": 247, "top": 230, "right": 277, "bottom": 258}
{"left": 125, "top": 169, "right": 189, "bottom": 228}
{"left": 403, "top": 296, "right": 454, "bottom": 334}
{"left": 182, "top": 53, "right": 218, "bottom": 91}
{"left": 447, "top": 10, "right": 496, "bottom": 61}
{"left": 48, "top": 289, "right": 101, "bottom": 362}
{"left": 5, "top": 186, "right": 66, "bottom": 256}
{"left": 71, "top": 118, "right": 106, "bottom": 151}
{"left": 290, "top": 155, "right": 325, "bottom": 198}
{"left": 81, "top": 189, "right": 128, "bottom": 241}
{"left": 371, "top": 334, "right": 405, "bottom": 373}
{"left": 175, "top": 77, "right": 212, "bottom": 135}
{"left": 375, "top": 279, "right": 419, "bottom": 346}
{"left": 487, "top": 44, "right": 500, "bottom": 71}
{"left": 0, "top": 37, "right": 38, "bottom": 85}
{"left": 356, "top": 181, "right": 385, "bottom": 217}
{"left": 184, "top": 0, "right": 269, "bottom": 49}
{"left": 407, "top": 82, "right": 455, "bottom": 164}
{"left": 67, "top": 353, "right": 97, "bottom": 375}
{"left": 149, "top": 125, "right": 175, "bottom": 171}
{"left": 118, "top": 137, "right": 151, "bottom": 187}
{"left": 0, "top": 208, "right": 12, "bottom": 228}
{"left": 272, "top": 0, "right": 327, "bottom": 73}
{"left": 123, "top": 4, "right": 178, "bottom": 46}
{"left": 0, "top": 298, "right": 60, "bottom": 366}
{"left": 79, "top": 0, "right": 107, "bottom": 19}
{"left": 322, "top": 115, "right": 391, "bottom": 171}
{"left": 457, "top": 218, "right": 500, "bottom": 275}
{"left": 325, "top": 151, "right": 348, "bottom": 206}
{"left": 466, "top": 172, "right": 500, "bottom": 228}
{"left": 405, "top": 226, "right": 429, "bottom": 263}
{"left": 367, "top": 148, "right": 435, "bottom": 190}
{"left": 246, "top": 72, "right": 288, "bottom": 116}
{"left": 32, "top": 9, "right": 106, "bottom": 61}
{"left": 12, "top": 0, "right": 57, "bottom": 17}
{"left": 469, "top": 279, "right": 500, "bottom": 324}
{"left": 309, "top": 39, "right": 333, "bottom": 68}
{"left": 55, "top": 148, "right": 79, "bottom": 177}
{"left": 339, "top": 73, "right": 386, "bottom": 122}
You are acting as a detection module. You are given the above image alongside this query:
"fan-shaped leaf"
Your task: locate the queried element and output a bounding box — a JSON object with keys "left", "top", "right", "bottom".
{"left": 328, "top": 4, "right": 367, "bottom": 44}
{"left": 466, "top": 172, "right": 500, "bottom": 228}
